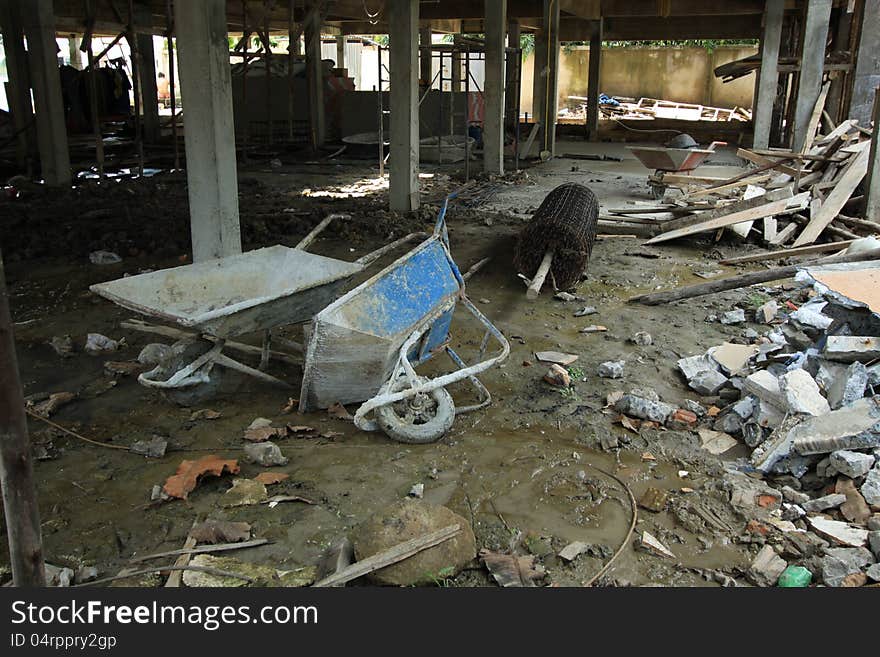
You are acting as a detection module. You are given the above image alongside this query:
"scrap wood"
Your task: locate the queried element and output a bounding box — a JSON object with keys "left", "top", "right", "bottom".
{"left": 684, "top": 173, "right": 772, "bottom": 200}
{"left": 628, "top": 247, "right": 880, "bottom": 305}
{"left": 77, "top": 565, "right": 254, "bottom": 588}
{"left": 736, "top": 148, "right": 801, "bottom": 177}
{"left": 130, "top": 538, "right": 271, "bottom": 563}
{"left": 312, "top": 524, "right": 461, "bottom": 587}
{"left": 658, "top": 186, "right": 793, "bottom": 233}
{"left": 166, "top": 519, "right": 200, "bottom": 588}
{"left": 645, "top": 192, "right": 809, "bottom": 245}
{"left": 793, "top": 146, "right": 871, "bottom": 246}
{"left": 718, "top": 239, "right": 861, "bottom": 265}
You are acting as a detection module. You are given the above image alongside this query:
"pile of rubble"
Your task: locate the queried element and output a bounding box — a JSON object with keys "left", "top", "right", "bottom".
{"left": 663, "top": 263, "right": 879, "bottom": 586}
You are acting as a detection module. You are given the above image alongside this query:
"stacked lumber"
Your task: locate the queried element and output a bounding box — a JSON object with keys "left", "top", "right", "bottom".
{"left": 613, "top": 101, "right": 878, "bottom": 251}
{"left": 564, "top": 95, "right": 750, "bottom": 123}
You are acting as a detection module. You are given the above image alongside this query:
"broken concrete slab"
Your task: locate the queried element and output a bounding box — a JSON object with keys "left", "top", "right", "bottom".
{"left": 827, "top": 361, "right": 869, "bottom": 410}
{"left": 744, "top": 369, "right": 786, "bottom": 408}
{"left": 866, "top": 563, "right": 880, "bottom": 581}
{"left": 782, "top": 485, "right": 810, "bottom": 504}
{"left": 725, "top": 470, "right": 782, "bottom": 516}
{"left": 820, "top": 547, "right": 875, "bottom": 587}
{"left": 824, "top": 336, "right": 880, "bottom": 363}
{"left": 689, "top": 369, "right": 728, "bottom": 395}
{"left": 746, "top": 545, "right": 787, "bottom": 587}
{"left": 677, "top": 353, "right": 718, "bottom": 381}
{"left": 558, "top": 541, "right": 590, "bottom": 562}
{"left": 535, "top": 351, "right": 579, "bottom": 366}
{"left": 752, "top": 398, "right": 785, "bottom": 430}
{"left": 720, "top": 309, "right": 746, "bottom": 325}
{"left": 756, "top": 300, "right": 778, "bottom": 324}
{"left": 829, "top": 450, "right": 875, "bottom": 478}
{"left": 800, "top": 493, "right": 847, "bottom": 514}
{"left": 808, "top": 517, "right": 869, "bottom": 547}
{"left": 710, "top": 343, "right": 759, "bottom": 375}
{"left": 780, "top": 369, "right": 830, "bottom": 416}
{"left": 751, "top": 415, "right": 803, "bottom": 474}
{"left": 792, "top": 397, "right": 880, "bottom": 455}
{"left": 870, "top": 531, "right": 880, "bottom": 559}
{"left": 614, "top": 395, "right": 675, "bottom": 423}
{"left": 699, "top": 429, "right": 738, "bottom": 455}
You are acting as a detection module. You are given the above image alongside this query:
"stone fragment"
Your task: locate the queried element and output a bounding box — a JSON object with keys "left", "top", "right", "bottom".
{"left": 780, "top": 369, "right": 830, "bottom": 416}
{"left": 752, "top": 398, "right": 784, "bottom": 430}
{"left": 598, "top": 360, "right": 625, "bottom": 379}
{"left": 222, "top": 478, "right": 269, "bottom": 507}
{"left": 862, "top": 468, "right": 880, "bottom": 507}
{"left": 792, "top": 398, "right": 880, "bottom": 455}
{"left": 689, "top": 369, "right": 728, "bottom": 395}
{"left": 683, "top": 399, "right": 706, "bottom": 416}
{"left": 836, "top": 478, "right": 872, "bottom": 525}
{"left": 744, "top": 370, "right": 786, "bottom": 408}
{"left": 351, "top": 500, "right": 476, "bottom": 586}
{"left": 746, "top": 545, "right": 787, "bottom": 587}
{"left": 714, "top": 412, "right": 743, "bottom": 436}
{"left": 756, "top": 300, "right": 778, "bottom": 324}
{"left": 800, "top": 493, "right": 847, "bottom": 514}
{"left": 808, "top": 517, "right": 868, "bottom": 547}
{"left": 781, "top": 485, "right": 809, "bottom": 504}
{"left": 710, "top": 343, "right": 759, "bottom": 375}
{"left": 720, "top": 309, "right": 746, "bottom": 325}
{"left": 631, "top": 331, "right": 653, "bottom": 346}
{"left": 543, "top": 364, "right": 571, "bottom": 387}
{"left": 870, "top": 531, "right": 880, "bottom": 559}
{"left": 824, "top": 336, "right": 880, "bottom": 363}
{"left": 829, "top": 450, "right": 875, "bottom": 479}
{"left": 820, "top": 547, "right": 875, "bottom": 587}
{"left": 243, "top": 442, "right": 289, "bottom": 467}
{"left": 677, "top": 353, "right": 718, "bottom": 381}
{"left": 866, "top": 563, "right": 880, "bottom": 582}
{"left": 130, "top": 436, "right": 168, "bottom": 458}
{"left": 698, "top": 429, "right": 738, "bottom": 455}
{"left": 558, "top": 541, "right": 590, "bottom": 562}
{"left": 614, "top": 395, "right": 675, "bottom": 423}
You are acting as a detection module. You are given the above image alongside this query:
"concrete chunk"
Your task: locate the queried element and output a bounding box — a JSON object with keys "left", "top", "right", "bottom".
{"left": 808, "top": 517, "right": 869, "bottom": 547}
{"left": 677, "top": 353, "right": 717, "bottom": 381}
{"left": 862, "top": 468, "right": 880, "bottom": 507}
{"left": 780, "top": 369, "right": 830, "bottom": 416}
{"left": 827, "top": 362, "right": 869, "bottom": 410}
{"left": 720, "top": 309, "right": 746, "bottom": 325}
{"left": 792, "top": 397, "right": 880, "bottom": 455}
{"left": 829, "top": 450, "right": 875, "bottom": 479}
{"left": 614, "top": 395, "right": 675, "bottom": 423}
{"left": 598, "top": 360, "right": 625, "bottom": 379}
{"left": 824, "top": 336, "right": 880, "bottom": 363}
{"left": 744, "top": 369, "right": 786, "bottom": 408}
{"left": 746, "top": 545, "right": 787, "bottom": 587}
{"left": 821, "top": 547, "right": 875, "bottom": 587}
{"left": 756, "top": 300, "right": 778, "bottom": 324}
{"left": 800, "top": 493, "right": 847, "bottom": 513}
{"left": 688, "top": 369, "right": 728, "bottom": 395}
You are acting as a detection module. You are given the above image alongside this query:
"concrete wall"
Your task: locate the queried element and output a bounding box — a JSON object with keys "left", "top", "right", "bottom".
{"left": 521, "top": 45, "right": 758, "bottom": 115}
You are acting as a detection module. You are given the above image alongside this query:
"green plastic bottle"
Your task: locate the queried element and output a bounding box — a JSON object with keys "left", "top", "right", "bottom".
{"left": 777, "top": 565, "right": 812, "bottom": 587}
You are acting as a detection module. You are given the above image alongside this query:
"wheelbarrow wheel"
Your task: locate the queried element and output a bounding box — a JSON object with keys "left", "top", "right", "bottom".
{"left": 155, "top": 338, "right": 225, "bottom": 407}
{"left": 375, "top": 375, "right": 455, "bottom": 444}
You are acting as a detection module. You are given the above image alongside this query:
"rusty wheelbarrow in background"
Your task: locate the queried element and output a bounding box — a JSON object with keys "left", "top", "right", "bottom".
{"left": 628, "top": 140, "right": 726, "bottom": 199}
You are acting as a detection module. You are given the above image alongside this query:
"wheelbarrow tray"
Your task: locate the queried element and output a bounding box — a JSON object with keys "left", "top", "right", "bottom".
{"left": 90, "top": 245, "right": 363, "bottom": 338}
{"left": 299, "top": 237, "right": 461, "bottom": 411}
{"left": 627, "top": 146, "right": 715, "bottom": 172}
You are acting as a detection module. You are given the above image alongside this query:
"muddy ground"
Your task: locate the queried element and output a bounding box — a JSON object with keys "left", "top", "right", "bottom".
{"left": 1, "top": 141, "right": 787, "bottom": 586}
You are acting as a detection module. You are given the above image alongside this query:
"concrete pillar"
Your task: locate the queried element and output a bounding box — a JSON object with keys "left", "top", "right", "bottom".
{"left": 419, "top": 25, "right": 432, "bottom": 86}
{"left": 136, "top": 32, "right": 161, "bottom": 143}
{"left": 0, "top": 1, "right": 34, "bottom": 171}
{"left": 531, "top": 27, "right": 547, "bottom": 125}
{"left": 304, "top": 5, "right": 325, "bottom": 149}
{"left": 335, "top": 35, "right": 345, "bottom": 69}
{"left": 389, "top": 0, "right": 419, "bottom": 212}
{"left": 452, "top": 49, "right": 462, "bottom": 92}
{"left": 850, "top": 1, "right": 880, "bottom": 127}
{"left": 22, "top": 0, "right": 71, "bottom": 187}
{"left": 792, "top": 0, "right": 831, "bottom": 151}
{"left": 174, "top": 0, "right": 241, "bottom": 261}
{"left": 865, "top": 87, "right": 880, "bottom": 221}
{"left": 753, "top": 0, "right": 784, "bottom": 149}
{"left": 68, "top": 34, "right": 82, "bottom": 69}
{"left": 586, "top": 19, "right": 602, "bottom": 142}
{"left": 484, "top": 1, "right": 506, "bottom": 175}
{"left": 506, "top": 19, "right": 520, "bottom": 102}
{"left": 540, "top": 0, "right": 560, "bottom": 155}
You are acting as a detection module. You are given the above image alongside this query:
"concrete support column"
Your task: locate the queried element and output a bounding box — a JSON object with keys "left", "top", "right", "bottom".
{"left": 850, "top": 0, "right": 880, "bottom": 127}
{"left": 389, "top": 0, "right": 419, "bottom": 212}
{"left": 174, "top": 0, "right": 241, "bottom": 261}
{"left": 136, "top": 30, "right": 161, "bottom": 143}
{"left": 0, "top": 1, "right": 35, "bottom": 172}
{"left": 539, "top": 0, "right": 560, "bottom": 155}
{"left": 506, "top": 19, "right": 520, "bottom": 102}
{"left": 531, "top": 27, "right": 547, "bottom": 125}
{"left": 419, "top": 25, "right": 432, "bottom": 87}
{"left": 792, "top": 0, "right": 831, "bottom": 151}
{"left": 67, "top": 35, "right": 82, "bottom": 69}
{"left": 304, "top": 4, "right": 325, "bottom": 149}
{"left": 586, "top": 19, "right": 602, "bottom": 142}
{"left": 335, "top": 35, "right": 345, "bottom": 69}
{"left": 22, "top": 0, "right": 71, "bottom": 187}
{"left": 484, "top": 0, "right": 506, "bottom": 174}
{"left": 451, "top": 49, "right": 462, "bottom": 92}
{"left": 753, "top": 0, "right": 784, "bottom": 149}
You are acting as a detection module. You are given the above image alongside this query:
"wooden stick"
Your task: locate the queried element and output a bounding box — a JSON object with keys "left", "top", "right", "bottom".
{"left": 526, "top": 249, "right": 554, "bottom": 300}
{"left": 718, "top": 239, "right": 859, "bottom": 265}
{"left": 313, "top": 524, "right": 461, "bottom": 587}
{"left": 130, "top": 538, "right": 270, "bottom": 563}
{"left": 77, "top": 564, "right": 254, "bottom": 587}
{"left": 628, "top": 247, "right": 880, "bottom": 306}
{"left": 165, "top": 520, "right": 199, "bottom": 588}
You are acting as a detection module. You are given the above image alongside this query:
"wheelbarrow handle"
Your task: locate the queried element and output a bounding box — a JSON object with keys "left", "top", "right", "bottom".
{"left": 707, "top": 141, "right": 727, "bottom": 151}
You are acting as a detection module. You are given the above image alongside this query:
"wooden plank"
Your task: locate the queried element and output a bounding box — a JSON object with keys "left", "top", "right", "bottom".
{"left": 814, "top": 119, "right": 858, "bottom": 145}
{"left": 737, "top": 148, "right": 802, "bottom": 176}
{"left": 840, "top": 139, "right": 871, "bottom": 154}
{"left": 793, "top": 147, "right": 871, "bottom": 246}
{"left": 769, "top": 222, "right": 798, "bottom": 246}
{"left": 684, "top": 173, "right": 771, "bottom": 199}
{"left": 801, "top": 81, "right": 831, "bottom": 154}
{"left": 645, "top": 193, "right": 810, "bottom": 245}
{"left": 763, "top": 215, "right": 778, "bottom": 242}
{"left": 718, "top": 239, "right": 859, "bottom": 265}
{"left": 313, "top": 524, "right": 461, "bottom": 587}
{"left": 658, "top": 186, "right": 793, "bottom": 233}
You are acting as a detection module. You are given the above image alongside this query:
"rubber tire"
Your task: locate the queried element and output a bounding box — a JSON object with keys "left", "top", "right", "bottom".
{"left": 154, "top": 338, "right": 225, "bottom": 407}
{"left": 374, "top": 376, "right": 456, "bottom": 444}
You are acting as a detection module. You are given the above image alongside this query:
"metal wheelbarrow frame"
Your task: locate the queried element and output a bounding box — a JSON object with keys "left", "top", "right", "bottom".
{"left": 628, "top": 141, "right": 726, "bottom": 199}
{"left": 90, "top": 214, "right": 425, "bottom": 402}
{"left": 299, "top": 194, "right": 510, "bottom": 443}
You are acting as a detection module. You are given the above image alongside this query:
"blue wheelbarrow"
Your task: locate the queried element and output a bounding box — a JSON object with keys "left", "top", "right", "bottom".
{"left": 299, "top": 195, "right": 510, "bottom": 443}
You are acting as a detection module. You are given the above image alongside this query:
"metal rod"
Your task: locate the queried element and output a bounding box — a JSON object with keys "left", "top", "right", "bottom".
{"left": 0, "top": 249, "right": 45, "bottom": 586}
{"left": 166, "top": 0, "right": 179, "bottom": 169}
{"left": 128, "top": 0, "right": 144, "bottom": 176}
